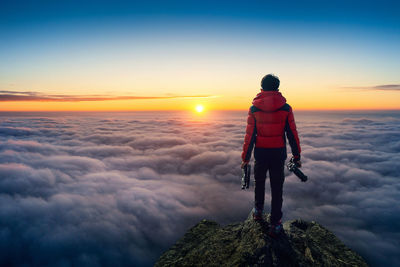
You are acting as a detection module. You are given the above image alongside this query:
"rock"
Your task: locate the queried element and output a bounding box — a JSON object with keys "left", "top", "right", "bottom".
{"left": 155, "top": 213, "right": 368, "bottom": 267}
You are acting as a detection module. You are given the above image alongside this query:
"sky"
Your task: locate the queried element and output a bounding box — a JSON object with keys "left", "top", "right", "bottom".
{"left": 0, "top": 111, "right": 399, "bottom": 266}
{"left": 1, "top": 0, "right": 400, "bottom": 111}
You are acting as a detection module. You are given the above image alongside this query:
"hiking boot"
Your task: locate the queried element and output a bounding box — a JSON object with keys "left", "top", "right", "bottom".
{"left": 269, "top": 220, "right": 283, "bottom": 237}
{"left": 252, "top": 208, "right": 263, "bottom": 221}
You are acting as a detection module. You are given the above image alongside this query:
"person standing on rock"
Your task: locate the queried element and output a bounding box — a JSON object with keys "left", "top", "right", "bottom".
{"left": 241, "top": 74, "right": 302, "bottom": 236}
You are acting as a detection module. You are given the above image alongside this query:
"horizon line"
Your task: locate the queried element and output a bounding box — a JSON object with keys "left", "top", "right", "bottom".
{"left": 1, "top": 108, "right": 400, "bottom": 112}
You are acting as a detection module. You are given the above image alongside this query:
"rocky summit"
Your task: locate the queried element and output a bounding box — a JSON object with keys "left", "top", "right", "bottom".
{"left": 155, "top": 213, "right": 368, "bottom": 267}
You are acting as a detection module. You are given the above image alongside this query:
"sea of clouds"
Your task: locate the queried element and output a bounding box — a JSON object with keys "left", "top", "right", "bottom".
{"left": 0, "top": 110, "right": 399, "bottom": 266}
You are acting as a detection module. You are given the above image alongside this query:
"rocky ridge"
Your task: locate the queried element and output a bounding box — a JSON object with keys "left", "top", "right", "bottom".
{"left": 155, "top": 213, "right": 367, "bottom": 267}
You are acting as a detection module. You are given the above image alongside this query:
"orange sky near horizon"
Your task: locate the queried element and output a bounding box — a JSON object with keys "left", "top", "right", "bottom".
{"left": 1, "top": 75, "right": 400, "bottom": 111}
{"left": 1, "top": 87, "right": 399, "bottom": 112}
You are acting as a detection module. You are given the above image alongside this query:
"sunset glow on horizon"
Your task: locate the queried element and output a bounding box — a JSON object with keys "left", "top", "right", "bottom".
{"left": 0, "top": 90, "right": 399, "bottom": 112}
{"left": 195, "top": 104, "right": 204, "bottom": 113}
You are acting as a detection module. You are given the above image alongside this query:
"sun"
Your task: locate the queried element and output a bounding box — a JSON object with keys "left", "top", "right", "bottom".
{"left": 195, "top": 104, "right": 204, "bottom": 113}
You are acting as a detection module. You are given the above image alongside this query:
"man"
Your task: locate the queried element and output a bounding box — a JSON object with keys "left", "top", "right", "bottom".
{"left": 241, "top": 74, "right": 301, "bottom": 236}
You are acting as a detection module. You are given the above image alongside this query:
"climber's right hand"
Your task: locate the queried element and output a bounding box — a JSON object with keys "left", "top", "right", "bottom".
{"left": 241, "top": 161, "right": 249, "bottom": 169}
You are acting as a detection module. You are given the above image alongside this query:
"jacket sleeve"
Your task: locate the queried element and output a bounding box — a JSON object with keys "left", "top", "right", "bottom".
{"left": 285, "top": 107, "right": 301, "bottom": 160}
{"left": 241, "top": 108, "right": 257, "bottom": 162}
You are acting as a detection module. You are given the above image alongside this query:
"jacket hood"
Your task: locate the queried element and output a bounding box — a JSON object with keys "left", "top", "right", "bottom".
{"left": 252, "top": 90, "right": 286, "bottom": 112}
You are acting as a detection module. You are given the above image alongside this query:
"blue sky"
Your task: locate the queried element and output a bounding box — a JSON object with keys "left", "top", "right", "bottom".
{"left": 2, "top": 0, "right": 398, "bottom": 29}
{"left": 0, "top": 0, "right": 399, "bottom": 110}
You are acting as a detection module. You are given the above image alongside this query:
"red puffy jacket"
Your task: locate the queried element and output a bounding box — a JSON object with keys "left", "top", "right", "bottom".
{"left": 241, "top": 90, "right": 301, "bottom": 162}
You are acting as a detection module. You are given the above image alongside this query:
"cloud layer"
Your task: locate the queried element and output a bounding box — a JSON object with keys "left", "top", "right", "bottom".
{"left": 0, "top": 111, "right": 399, "bottom": 266}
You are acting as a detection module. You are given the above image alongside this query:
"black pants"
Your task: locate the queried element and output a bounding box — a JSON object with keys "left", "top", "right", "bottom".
{"left": 254, "top": 148, "right": 285, "bottom": 224}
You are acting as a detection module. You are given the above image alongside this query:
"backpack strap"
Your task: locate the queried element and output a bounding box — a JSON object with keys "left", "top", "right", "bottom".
{"left": 279, "top": 103, "right": 291, "bottom": 112}
{"left": 250, "top": 105, "right": 262, "bottom": 113}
